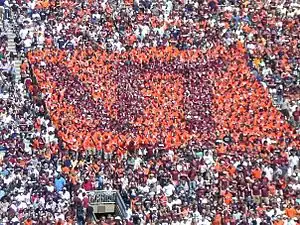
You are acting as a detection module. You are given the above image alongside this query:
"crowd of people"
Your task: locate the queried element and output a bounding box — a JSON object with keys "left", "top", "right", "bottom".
{"left": 27, "top": 46, "right": 217, "bottom": 152}
{"left": 0, "top": 6, "right": 74, "bottom": 223}
{"left": 0, "top": 0, "right": 299, "bottom": 224}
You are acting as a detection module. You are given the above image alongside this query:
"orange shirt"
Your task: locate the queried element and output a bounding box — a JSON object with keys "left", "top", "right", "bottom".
{"left": 213, "top": 214, "right": 222, "bottom": 225}
{"left": 273, "top": 220, "right": 284, "bottom": 225}
{"left": 224, "top": 192, "right": 233, "bottom": 205}
{"left": 62, "top": 166, "right": 70, "bottom": 174}
{"left": 252, "top": 168, "right": 262, "bottom": 179}
{"left": 286, "top": 207, "right": 297, "bottom": 218}
{"left": 24, "top": 219, "right": 33, "bottom": 225}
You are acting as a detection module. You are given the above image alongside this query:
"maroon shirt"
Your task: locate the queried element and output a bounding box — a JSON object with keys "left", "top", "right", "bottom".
{"left": 261, "top": 185, "right": 269, "bottom": 197}
{"left": 293, "top": 109, "right": 300, "bottom": 122}
{"left": 189, "top": 169, "right": 197, "bottom": 180}
{"left": 171, "top": 170, "right": 179, "bottom": 181}
{"left": 252, "top": 184, "right": 261, "bottom": 196}
{"left": 83, "top": 196, "right": 89, "bottom": 208}
{"left": 83, "top": 180, "right": 93, "bottom": 191}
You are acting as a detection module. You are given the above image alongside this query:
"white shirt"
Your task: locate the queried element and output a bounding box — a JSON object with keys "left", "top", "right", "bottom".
{"left": 291, "top": 183, "right": 300, "bottom": 191}
{"left": 37, "top": 35, "right": 45, "bottom": 45}
{"left": 24, "top": 38, "right": 32, "bottom": 48}
{"left": 163, "top": 183, "right": 175, "bottom": 197}
{"left": 28, "top": 1, "right": 36, "bottom": 10}
{"left": 32, "top": 12, "right": 41, "bottom": 21}
{"left": 134, "top": 157, "right": 142, "bottom": 170}
{"left": 3, "top": 176, "right": 13, "bottom": 185}
{"left": 266, "top": 208, "right": 275, "bottom": 218}
{"left": 140, "top": 185, "right": 149, "bottom": 193}
{"left": 156, "top": 184, "right": 162, "bottom": 194}
{"left": 172, "top": 198, "right": 182, "bottom": 206}
{"left": 263, "top": 166, "right": 274, "bottom": 181}
{"left": 18, "top": 201, "right": 27, "bottom": 210}
{"left": 61, "top": 191, "right": 71, "bottom": 200}
{"left": 177, "top": 164, "right": 183, "bottom": 172}
{"left": 11, "top": 217, "right": 19, "bottom": 223}
{"left": 289, "top": 155, "right": 299, "bottom": 168}
{"left": 287, "top": 219, "right": 297, "bottom": 225}
{"left": 203, "top": 154, "right": 214, "bottom": 166}
{"left": 172, "top": 222, "right": 180, "bottom": 225}
{"left": 147, "top": 177, "right": 157, "bottom": 186}
{"left": 20, "top": 29, "right": 29, "bottom": 40}
{"left": 16, "top": 194, "right": 26, "bottom": 203}
{"left": 192, "top": 210, "right": 201, "bottom": 220}
{"left": 140, "top": 25, "right": 150, "bottom": 39}
{"left": 39, "top": 196, "right": 45, "bottom": 207}
{"left": 199, "top": 218, "right": 211, "bottom": 225}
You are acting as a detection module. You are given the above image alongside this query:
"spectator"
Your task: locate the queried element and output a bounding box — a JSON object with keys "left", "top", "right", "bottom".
{"left": 55, "top": 174, "right": 66, "bottom": 192}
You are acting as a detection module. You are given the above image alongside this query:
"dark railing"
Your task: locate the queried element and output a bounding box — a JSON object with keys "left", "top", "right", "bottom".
{"left": 116, "top": 191, "right": 127, "bottom": 218}
{"left": 88, "top": 190, "right": 117, "bottom": 204}
{"left": 87, "top": 190, "right": 127, "bottom": 218}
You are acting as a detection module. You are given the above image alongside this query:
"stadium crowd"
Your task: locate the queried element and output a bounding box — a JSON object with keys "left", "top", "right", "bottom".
{"left": 0, "top": 0, "right": 299, "bottom": 224}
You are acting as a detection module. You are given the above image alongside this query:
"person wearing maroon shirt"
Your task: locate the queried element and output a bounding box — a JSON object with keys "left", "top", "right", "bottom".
{"left": 261, "top": 184, "right": 269, "bottom": 205}
{"left": 170, "top": 167, "right": 179, "bottom": 184}
{"left": 82, "top": 179, "right": 93, "bottom": 191}
{"left": 125, "top": 218, "right": 134, "bottom": 225}
{"left": 82, "top": 193, "right": 89, "bottom": 209}
{"left": 252, "top": 182, "right": 261, "bottom": 205}
{"left": 293, "top": 107, "right": 299, "bottom": 124}
{"left": 220, "top": 176, "right": 230, "bottom": 191}
{"left": 188, "top": 168, "right": 197, "bottom": 181}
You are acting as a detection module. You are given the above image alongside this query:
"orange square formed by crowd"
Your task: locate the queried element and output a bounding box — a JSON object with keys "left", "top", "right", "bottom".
{"left": 27, "top": 45, "right": 298, "bottom": 154}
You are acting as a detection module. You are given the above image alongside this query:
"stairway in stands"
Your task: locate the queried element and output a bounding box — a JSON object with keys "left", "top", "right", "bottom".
{"left": 0, "top": 22, "right": 25, "bottom": 161}
{"left": 6, "top": 22, "right": 22, "bottom": 81}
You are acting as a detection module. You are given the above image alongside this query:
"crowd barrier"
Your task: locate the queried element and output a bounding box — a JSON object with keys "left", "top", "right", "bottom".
{"left": 87, "top": 190, "right": 128, "bottom": 219}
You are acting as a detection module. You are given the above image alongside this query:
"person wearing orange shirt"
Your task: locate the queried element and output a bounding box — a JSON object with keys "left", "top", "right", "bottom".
{"left": 286, "top": 206, "right": 297, "bottom": 218}
{"left": 223, "top": 190, "right": 233, "bottom": 205}
{"left": 252, "top": 167, "right": 262, "bottom": 180}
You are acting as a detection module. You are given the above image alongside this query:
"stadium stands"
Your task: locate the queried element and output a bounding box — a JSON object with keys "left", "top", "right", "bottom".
{"left": 0, "top": 0, "right": 299, "bottom": 224}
